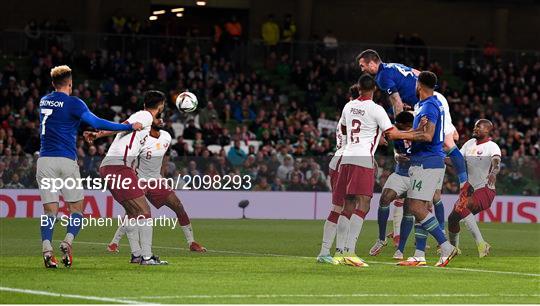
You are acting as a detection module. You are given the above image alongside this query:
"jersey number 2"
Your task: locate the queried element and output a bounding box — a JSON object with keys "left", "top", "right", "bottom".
{"left": 350, "top": 119, "right": 361, "bottom": 144}
{"left": 40, "top": 109, "right": 53, "bottom": 135}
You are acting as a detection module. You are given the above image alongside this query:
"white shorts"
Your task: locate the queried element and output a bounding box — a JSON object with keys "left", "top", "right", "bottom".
{"left": 36, "top": 157, "right": 84, "bottom": 204}
{"left": 415, "top": 92, "right": 455, "bottom": 136}
{"left": 383, "top": 172, "right": 410, "bottom": 198}
{"left": 407, "top": 165, "right": 445, "bottom": 202}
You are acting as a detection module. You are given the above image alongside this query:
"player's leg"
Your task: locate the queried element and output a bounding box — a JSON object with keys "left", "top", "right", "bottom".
{"left": 341, "top": 195, "right": 369, "bottom": 267}
{"left": 334, "top": 165, "right": 352, "bottom": 257}
{"left": 36, "top": 157, "right": 61, "bottom": 268}
{"left": 160, "top": 192, "right": 207, "bottom": 252}
{"left": 436, "top": 92, "right": 468, "bottom": 189}
{"left": 391, "top": 199, "right": 404, "bottom": 246}
{"left": 395, "top": 200, "right": 414, "bottom": 260}
{"left": 57, "top": 158, "right": 85, "bottom": 267}
{"left": 369, "top": 187, "right": 397, "bottom": 256}
{"left": 318, "top": 167, "right": 342, "bottom": 264}
{"left": 432, "top": 189, "right": 445, "bottom": 232}
{"left": 405, "top": 166, "right": 457, "bottom": 267}
{"left": 460, "top": 187, "right": 494, "bottom": 257}
{"left": 107, "top": 224, "right": 127, "bottom": 253}
{"left": 41, "top": 202, "right": 59, "bottom": 268}
{"left": 318, "top": 205, "right": 342, "bottom": 264}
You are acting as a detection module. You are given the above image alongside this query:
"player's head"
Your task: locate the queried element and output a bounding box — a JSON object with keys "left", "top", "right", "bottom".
{"left": 395, "top": 111, "right": 414, "bottom": 131}
{"left": 151, "top": 117, "right": 165, "bottom": 131}
{"left": 416, "top": 71, "right": 437, "bottom": 98}
{"left": 50, "top": 65, "right": 72, "bottom": 94}
{"left": 143, "top": 90, "right": 166, "bottom": 117}
{"left": 473, "top": 119, "right": 493, "bottom": 140}
{"left": 349, "top": 84, "right": 361, "bottom": 100}
{"left": 357, "top": 74, "right": 376, "bottom": 97}
{"left": 356, "top": 49, "right": 381, "bottom": 75}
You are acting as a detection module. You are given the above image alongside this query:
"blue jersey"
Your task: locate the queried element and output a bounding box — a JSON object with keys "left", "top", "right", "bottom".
{"left": 39, "top": 92, "right": 90, "bottom": 160}
{"left": 39, "top": 91, "right": 132, "bottom": 160}
{"left": 394, "top": 140, "right": 412, "bottom": 176}
{"left": 375, "top": 63, "right": 419, "bottom": 107}
{"left": 410, "top": 95, "right": 445, "bottom": 168}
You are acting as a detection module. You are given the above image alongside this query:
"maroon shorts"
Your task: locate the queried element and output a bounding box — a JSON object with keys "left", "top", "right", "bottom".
{"left": 145, "top": 183, "right": 174, "bottom": 209}
{"left": 336, "top": 164, "right": 375, "bottom": 197}
{"left": 330, "top": 164, "right": 344, "bottom": 206}
{"left": 99, "top": 165, "right": 144, "bottom": 203}
{"left": 472, "top": 187, "right": 496, "bottom": 212}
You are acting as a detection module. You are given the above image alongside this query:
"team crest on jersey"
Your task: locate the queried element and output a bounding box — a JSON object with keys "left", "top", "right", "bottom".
{"left": 156, "top": 143, "right": 161, "bottom": 150}
{"left": 477, "top": 150, "right": 483, "bottom": 155}
{"left": 164, "top": 143, "right": 169, "bottom": 148}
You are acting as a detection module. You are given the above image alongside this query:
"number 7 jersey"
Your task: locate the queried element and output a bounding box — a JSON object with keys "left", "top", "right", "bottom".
{"left": 339, "top": 97, "right": 394, "bottom": 168}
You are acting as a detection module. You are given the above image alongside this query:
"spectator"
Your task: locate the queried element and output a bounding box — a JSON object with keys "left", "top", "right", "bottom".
{"left": 227, "top": 139, "right": 247, "bottom": 167}
{"left": 262, "top": 14, "right": 280, "bottom": 51}
{"left": 276, "top": 155, "right": 294, "bottom": 181}
{"left": 253, "top": 176, "right": 272, "bottom": 191}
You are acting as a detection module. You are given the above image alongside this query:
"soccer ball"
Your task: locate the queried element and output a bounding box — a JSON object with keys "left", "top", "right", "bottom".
{"left": 176, "top": 91, "right": 198, "bottom": 113}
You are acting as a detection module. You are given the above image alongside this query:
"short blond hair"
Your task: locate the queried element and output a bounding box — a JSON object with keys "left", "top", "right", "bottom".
{"left": 50, "top": 65, "right": 72, "bottom": 87}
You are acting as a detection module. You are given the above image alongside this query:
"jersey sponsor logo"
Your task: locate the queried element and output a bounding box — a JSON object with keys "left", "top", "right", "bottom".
{"left": 350, "top": 108, "right": 365, "bottom": 116}
{"left": 40, "top": 100, "right": 64, "bottom": 108}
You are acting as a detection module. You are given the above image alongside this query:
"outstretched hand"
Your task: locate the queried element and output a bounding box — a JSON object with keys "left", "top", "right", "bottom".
{"left": 83, "top": 131, "right": 98, "bottom": 144}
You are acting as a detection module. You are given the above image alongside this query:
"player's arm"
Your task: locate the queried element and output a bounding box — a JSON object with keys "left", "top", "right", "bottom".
{"left": 487, "top": 155, "right": 501, "bottom": 186}
{"left": 80, "top": 111, "right": 141, "bottom": 132}
{"left": 387, "top": 119, "right": 435, "bottom": 142}
{"left": 389, "top": 92, "right": 404, "bottom": 116}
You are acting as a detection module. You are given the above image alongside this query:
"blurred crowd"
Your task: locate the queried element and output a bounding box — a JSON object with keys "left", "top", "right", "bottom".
{"left": 1, "top": 24, "right": 539, "bottom": 195}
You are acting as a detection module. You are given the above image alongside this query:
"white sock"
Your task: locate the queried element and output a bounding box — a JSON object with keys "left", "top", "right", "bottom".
{"left": 42, "top": 240, "right": 53, "bottom": 253}
{"left": 463, "top": 214, "right": 485, "bottom": 244}
{"left": 345, "top": 213, "right": 364, "bottom": 254}
{"left": 335, "top": 214, "right": 350, "bottom": 252}
{"left": 181, "top": 224, "right": 194, "bottom": 244}
{"left": 440, "top": 241, "right": 453, "bottom": 256}
{"left": 125, "top": 224, "right": 142, "bottom": 257}
{"left": 64, "top": 233, "right": 74, "bottom": 245}
{"left": 393, "top": 205, "right": 403, "bottom": 235}
{"left": 414, "top": 249, "right": 425, "bottom": 258}
{"left": 111, "top": 225, "right": 127, "bottom": 245}
{"left": 449, "top": 232, "right": 460, "bottom": 248}
{"left": 319, "top": 219, "right": 337, "bottom": 256}
{"left": 139, "top": 222, "right": 153, "bottom": 259}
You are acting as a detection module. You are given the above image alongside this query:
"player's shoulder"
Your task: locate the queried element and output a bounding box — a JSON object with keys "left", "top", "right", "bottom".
{"left": 160, "top": 130, "right": 172, "bottom": 142}
{"left": 487, "top": 140, "right": 501, "bottom": 151}
{"left": 462, "top": 138, "right": 476, "bottom": 148}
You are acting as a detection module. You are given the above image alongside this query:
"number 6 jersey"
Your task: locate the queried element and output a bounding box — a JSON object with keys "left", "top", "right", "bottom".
{"left": 136, "top": 130, "right": 172, "bottom": 179}
{"left": 339, "top": 97, "right": 393, "bottom": 168}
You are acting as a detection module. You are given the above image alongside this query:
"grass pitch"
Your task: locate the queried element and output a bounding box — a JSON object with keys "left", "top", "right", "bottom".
{"left": 0, "top": 218, "right": 539, "bottom": 304}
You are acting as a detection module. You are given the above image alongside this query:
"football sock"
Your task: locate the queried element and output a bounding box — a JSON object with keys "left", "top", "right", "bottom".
{"left": 447, "top": 146, "right": 468, "bottom": 187}
{"left": 398, "top": 215, "right": 414, "bottom": 253}
{"left": 392, "top": 202, "right": 404, "bottom": 236}
{"left": 111, "top": 225, "right": 127, "bottom": 245}
{"left": 125, "top": 221, "right": 141, "bottom": 257}
{"left": 414, "top": 223, "right": 427, "bottom": 258}
{"left": 181, "top": 224, "right": 195, "bottom": 245}
{"left": 336, "top": 211, "right": 352, "bottom": 253}
{"left": 320, "top": 211, "right": 339, "bottom": 256}
{"left": 138, "top": 214, "right": 153, "bottom": 259}
{"left": 41, "top": 213, "right": 56, "bottom": 253}
{"left": 433, "top": 200, "right": 445, "bottom": 232}
{"left": 345, "top": 209, "right": 366, "bottom": 254}
{"left": 463, "top": 214, "right": 485, "bottom": 245}
{"left": 377, "top": 206, "right": 390, "bottom": 241}
{"left": 64, "top": 212, "right": 83, "bottom": 245}
{"left": 419, "top": 213, "right": 447, "bottom": 246}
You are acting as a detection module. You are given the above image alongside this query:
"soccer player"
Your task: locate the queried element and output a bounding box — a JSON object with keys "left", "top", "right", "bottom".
{"left": 37, "top": 65, "right": 141, "bottom": 268}
{"left": 447, "top": 119, "right": 500, "bottom": 257}
{"left": 94, "top": 120, "right": 207, "bottom": 256}
{"left": 333, "top": 74, "right": 394, "bottom": 267}
{"left": 316, "top": 84, "right": 358, "bottom": 265}
{"left": 357, "top": 49, "right": 470, "bottom": 223}
{"left": 98, "top": 90, "right": 167, "bottom": 265}
{"left": 369, "top": 111, "right": 414, "bottom": 258}
{"left": 385, "top": 71, "right": 458, "bottom": 267}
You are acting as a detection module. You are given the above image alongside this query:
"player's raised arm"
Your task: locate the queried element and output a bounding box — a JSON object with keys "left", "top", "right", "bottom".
{"left": 80, "top": 110, "right": 141, "bottom": 131}
{"left": 389, "top": 93, "right": 404, "bottom": 115}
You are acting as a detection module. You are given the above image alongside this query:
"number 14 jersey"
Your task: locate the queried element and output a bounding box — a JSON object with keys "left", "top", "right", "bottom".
{"left": 339, "top": 98, "right": 393, "bottom": 169}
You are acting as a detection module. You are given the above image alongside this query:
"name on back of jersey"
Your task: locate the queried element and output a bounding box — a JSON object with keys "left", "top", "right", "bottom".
{"left": 350, "top": 108, "right": 365, "bottom": 116}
